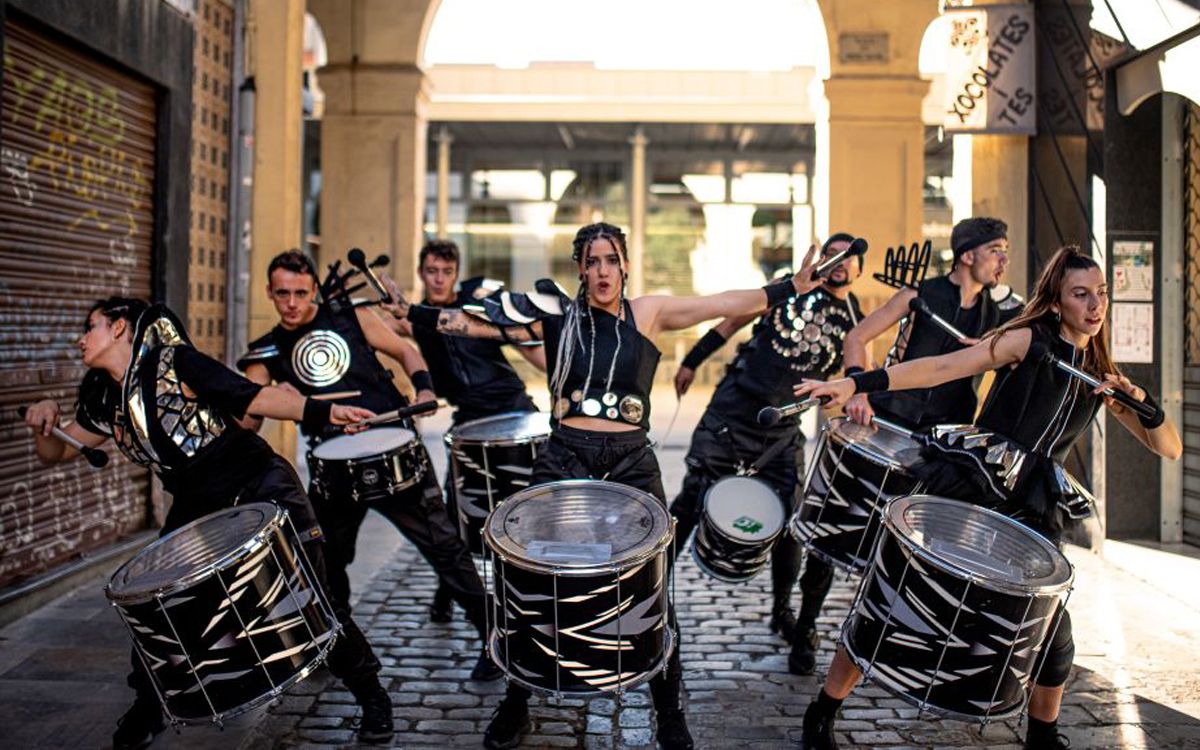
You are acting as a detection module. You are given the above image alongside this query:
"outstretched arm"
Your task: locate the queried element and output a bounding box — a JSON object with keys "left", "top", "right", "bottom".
{"left": 378, "top": 274, "right": 543, "bottom": 343}
{"left": 24, "top": 399, "right": 107, "bottom": 464}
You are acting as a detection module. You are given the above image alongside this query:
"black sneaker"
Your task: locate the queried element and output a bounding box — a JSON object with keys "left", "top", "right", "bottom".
{"left": 655, "top": 708, "right": 694, "bottom": 750}
{"left": 470, "top": 646, "right": 504, "bottom": 681}
{"left": 769, "top": 605, "right": 798, "bottom": 644}
{"left": 112, "top": 698, "right": 166, "bottom": 750}
{"left": 430, "top": 585, "right": 454, "bottom": 623}
{"left": 355, "top": 684, "right": 395, "bottom": 743}
{"left": 800, "top": 699, "right": 839, "bottom": 750}
{"left": 788, "top": 625, "right": 820, "bottom": 675}
{"left": 483, "top": 696, "right": 531, "bottom": 750}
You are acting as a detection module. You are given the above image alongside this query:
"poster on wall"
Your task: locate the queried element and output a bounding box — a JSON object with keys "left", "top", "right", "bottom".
{"left": 1112, "top": 240, "right": 1154, "bottom": 302}
{"left": 1111, "top": 303, "right": 1154, "bottom": 363}
{"left": 943, "top": 4, "right": 1037, "bottom": 135}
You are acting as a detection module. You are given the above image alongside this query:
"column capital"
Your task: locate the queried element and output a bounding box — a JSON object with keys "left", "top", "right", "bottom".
{"left": 319, "top": 63, "right": 430, "bottom": 117}
{"left": 823, "top": 75, "right": 930, "bottom": 121}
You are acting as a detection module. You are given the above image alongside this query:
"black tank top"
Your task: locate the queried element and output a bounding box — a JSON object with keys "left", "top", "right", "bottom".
{"left": 870, "top": 275, "right": 1000, "bottom": 428}
{"left": 976, "top": 323, "right": 1101, "bottom": 462}
{"left": 543, "top": 301, "right": 659, "bottom": 429}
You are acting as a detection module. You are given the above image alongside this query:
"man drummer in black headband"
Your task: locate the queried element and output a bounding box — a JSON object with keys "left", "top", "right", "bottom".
{"left": 781, "top": 217, "right": 1021, "bottom": 676}
{"left": 669, "top": 234, "right": 865, "bottom": 668}
{"left": 238, "top": 251, "right": 504, "bottom": 702}
{"left": 23, "top": 298, "right": 384, "bottom": 749}
{"left": 389, "top": 239, "right": 546, "bottom": 623}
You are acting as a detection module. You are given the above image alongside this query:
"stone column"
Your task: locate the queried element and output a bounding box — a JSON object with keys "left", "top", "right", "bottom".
{"left": 435, "top": 126, "right": 453, "bottom": 240}
{"left": 972, "top": 135, "right": 1030, "bottom": 294}
{"left": 628, "top": 127, "right": 648, "bottom": 298}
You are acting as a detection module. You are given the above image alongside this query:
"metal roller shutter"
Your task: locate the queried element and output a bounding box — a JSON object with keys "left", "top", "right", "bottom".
{"left": 0, "top": 18, "right": 156, "bottom": 588}
{"left": 1185, "top": 101, "right": 1200, "bottom": 547}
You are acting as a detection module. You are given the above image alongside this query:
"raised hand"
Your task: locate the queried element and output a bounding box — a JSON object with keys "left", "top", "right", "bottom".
{"left": 792, "top": 244, "right": 820, "bottom": 296}
{"left": 378, "top": 273, "right": 412, "bottom": 320}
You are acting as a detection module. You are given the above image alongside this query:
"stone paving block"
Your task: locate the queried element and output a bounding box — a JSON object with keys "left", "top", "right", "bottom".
{"left": 414, "top": 718, "right": 475, "bottom": 733}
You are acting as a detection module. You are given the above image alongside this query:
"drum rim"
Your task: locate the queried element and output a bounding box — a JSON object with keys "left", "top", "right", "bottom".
{"left": 826, "top": 417, "right": 919, "bottom": 473}
{"left": 690, "top": 542, "right": 771, "bottom": 584}
{"left": 106, "top": 502, "right": 287, "bottom": 605}
{"left": 446, "top": 410, "right": 551, "bottom": 449}
{"left": 483, "top": 479, "right": 673, "bottom": 575}
{"left": 487, "top": 622, "right": 675, "bottom": 697}
{"left": 884, "top": 494, "right": 1075, "bottom": 595}
{"left": 310, "top": 426, "right": 417, "bottom": 460}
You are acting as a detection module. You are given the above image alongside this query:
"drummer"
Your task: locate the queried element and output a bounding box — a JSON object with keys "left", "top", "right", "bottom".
{"left": 668, "top": 233, "right": 864, "bottom": 668}
{"left": 22, "top": 298, "right": 390, "bottom": 749}
{"left": 237, "top": 250, "right": 504, "bottom": 685}
{"left": 786, "top": 216, "right": 1020, "bottom": 674}
{"left": 791, "top": 245, "right": 1182, "bottom": 750}
{"left": 389, "top": 239, "right": 546, "bottom": 622}
{"left": 384, "top": 221, "right": 822, "bottom": 750}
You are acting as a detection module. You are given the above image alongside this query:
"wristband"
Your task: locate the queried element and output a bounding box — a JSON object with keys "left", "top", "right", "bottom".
{"left": 411, "top": 370, "right": 434, "bottom": 394}
{"left": 682, "top": 329, "right": 729, "bottom": 370}
{"left": 302, "top": 398, "right": 333, "bottom": 434}
{"left": 844, "top": 366, "right": 865, "bottom": 378}
{"left": 1137, "top": 392, "right": 1166, "bottom": 429}
{"left": 850, "top": 369, "right": 889, "bottom": 394}
{"left": 762, "top": 279, "right": 794, "bottom": 308}
{"left": 407, "top": 304, "right": 441, "bottom": 329}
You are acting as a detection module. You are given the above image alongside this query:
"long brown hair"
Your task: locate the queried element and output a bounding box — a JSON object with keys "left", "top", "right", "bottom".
{"left": 987, "top": 245, "right": 1118, "bottom": 378}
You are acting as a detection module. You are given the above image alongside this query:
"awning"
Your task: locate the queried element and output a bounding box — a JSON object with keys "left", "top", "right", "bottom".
{"left": 1115, "top": 22, "right": 1200, "bottom": 114}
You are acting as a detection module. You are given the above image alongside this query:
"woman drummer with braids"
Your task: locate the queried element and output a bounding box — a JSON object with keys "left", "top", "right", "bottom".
{"left": 790, "top": 245, "right": 1181, "bottom": 750}
{"left": 384, "top": 221, "right": 820, "bottom": 750}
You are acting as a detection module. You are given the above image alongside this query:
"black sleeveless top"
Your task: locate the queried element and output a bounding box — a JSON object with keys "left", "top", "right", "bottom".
{"left": 870, "top": 275, "right": 1001, "bottom": 429}
{"left": 238, "top": 304, "right": 408, "bottom": 440}
{"left": 977, "top": 323, "right": 1101, "bottom": 462}
{"left": 543, "top": 301, "right": 660, "bottom": 429}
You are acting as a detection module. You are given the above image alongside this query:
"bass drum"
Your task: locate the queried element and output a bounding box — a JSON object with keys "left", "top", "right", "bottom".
{"left": 484, "top": 480, "right": 674, "bottom": 696}
{"left": 106, "top": 503, "right": 339, "bottom": 724}
{"left": 843, "top": 495, "right": 1074, "bottom": 722}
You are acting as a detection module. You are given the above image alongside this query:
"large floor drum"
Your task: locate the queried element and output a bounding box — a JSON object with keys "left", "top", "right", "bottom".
{"left": 106, "top": 503, "right": 339, "bottom": 723}
{"left": 843, "top": 495, "right": 1074, "bottom": 722}
{"left": 484, "top": 480, "right": 674, "bottom": 696}
{"left": 448, "top": 412, "right": 551, "bottom": 554}
{"left": 692, "top": 476, "right": 784, "bottom": 583}
{"left": 790, "top": 418, "right": 924, "bottom": 571}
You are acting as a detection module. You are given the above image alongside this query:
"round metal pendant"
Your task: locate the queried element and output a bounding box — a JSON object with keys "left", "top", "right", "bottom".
{"left": 605, "top": 407, "right": 619, "bottom": 420}
{"left": 570, "top": 389, "right": 584, "bottom": 403}
{"left": 803, "top": 323, "right": 821, "bottom": 341}
{"left": 618, "top": 395, "right": 644, "bottom": 424}
{"left": 801, "top": 309, "right": 813, "bottom": 322}
{"left": 602, "top": 392, "right": 618, "bottom": 407}
{"left": 582, "top": 398, "right": 602, "bottom": 417}
{"left": 291, "top": 330, "right": 351, "bottom": 387}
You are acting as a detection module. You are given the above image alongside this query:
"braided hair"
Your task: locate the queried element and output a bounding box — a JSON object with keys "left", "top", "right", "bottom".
{"left": 548, "top": 223, "right": 630, "bottom": 413}
{"left": 77, "top": 297, "right": 151, "bottom": 430}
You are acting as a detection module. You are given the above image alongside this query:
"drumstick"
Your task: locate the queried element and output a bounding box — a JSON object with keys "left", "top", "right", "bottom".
{"left": 18, "top": 406, "right": 109, "bottom": 468}
{"left": 1028, "top": 343, "right": 1158, "bottom": 420}
{"left": 908, "top": 298, "right": 969, "bottom": 341}
{"left": 310, "top": 390, "right": 363, "bottom": 401}
{"left": 870, "top": 416, "right": 916, "bottom": 440}
{"left": 362, "top": 399, "right": 443, "bottom": 426}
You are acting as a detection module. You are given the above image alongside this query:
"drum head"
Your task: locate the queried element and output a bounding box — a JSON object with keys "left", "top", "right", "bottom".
{"left": 311, "top": 427, "right": 415, "bottom": 459}
{"left": 830, "top": 418, "right": 923, "bottom": 471}
{"left": 450, "top": 411, "right": 551, "bottom": 445}
{"left": 886, "top": 495, "right": 1073, "bottom": 593}
{"left": 485, "top": 480, "right": 672, "bottom": 572}
{"left": 704, "top": 477, "right": 784, "bottom": 542}
{"left": 108, "top": 503, "right": 284, "bottom": 603}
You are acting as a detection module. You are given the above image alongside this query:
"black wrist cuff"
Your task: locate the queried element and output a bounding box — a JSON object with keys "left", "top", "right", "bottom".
{"left": 1137, "top": 392, "right": 1166, "bottom": 429}
{"left": 408, "top": 304, "right": 441, "bottom": 329}
{"left": 411, "top": 370, "right": 434, "bottom": 393}
{"left": 850, "top": 369, "right": 889, "bottom": 394}
{"left": 682, "top": 329, "right": 728, "bottom": 370}
{"left": 762, "top": 279, "right": 794, "bottom": 308}
{"left": 302, "top": 398, "right": 333, "bottom": 434}
{"left": 844, "top": 366, "right": 865, "bottom": 378}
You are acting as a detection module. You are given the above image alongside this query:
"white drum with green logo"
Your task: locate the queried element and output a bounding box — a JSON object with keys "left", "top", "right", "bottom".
{"left": 692, "top": 476, "right": 785, "bottom": 583}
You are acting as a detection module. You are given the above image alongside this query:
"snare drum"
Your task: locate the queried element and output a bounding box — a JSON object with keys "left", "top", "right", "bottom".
{"left": 447, "top": 412, "right": 551, "bottom": 554}
{"left": 106, "top": 503, "right": 339, "bottom": 724}
{"left": 691, "top": 476, "right": 784, "bottom": 583}
{"left": 789, "top": 418, "right": 924, "bottom": 572}
{"left": 310, "top": 427, "right": 426, "bottom": 502}
{"left": 484, "top": 480, "right": 674, "bottom": 696}
{"left": 843, "top": 495, "right": 1074, "bottom": 722}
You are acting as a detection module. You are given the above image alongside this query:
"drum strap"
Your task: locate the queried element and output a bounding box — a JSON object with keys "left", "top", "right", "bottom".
{"left": 746, "top": 431, "right": 797, "bottom": 476}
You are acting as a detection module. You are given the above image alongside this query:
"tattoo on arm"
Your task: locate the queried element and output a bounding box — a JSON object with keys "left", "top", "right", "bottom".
{"left": 434, "top": 309, "right": 539, "bottom": 342}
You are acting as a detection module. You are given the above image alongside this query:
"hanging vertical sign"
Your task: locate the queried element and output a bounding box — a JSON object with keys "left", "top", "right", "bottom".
{"left": 943, "top": 5, "right": 1037, "bottom": 135}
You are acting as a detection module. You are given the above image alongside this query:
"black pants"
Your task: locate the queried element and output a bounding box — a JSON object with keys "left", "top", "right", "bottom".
{"left": 668, "top": 403, "right": 825, "bottom": 614}
{"left": 311, "top": 443, "right": 489, "bottom": 640}
{"left": 503, "top": 425, "right": 684, "bottom": 714}
{"left": 128, "top": 456, "right": 380, "bottom": 705}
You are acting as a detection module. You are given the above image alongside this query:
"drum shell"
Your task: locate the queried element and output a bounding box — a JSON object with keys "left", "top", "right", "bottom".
{"left": 692, "top": 480, "right": 783, "bottom": 584}
{"left": 450, "top": 435, "right": 546, "bottom": 555}
{"left": 489, "top": 551, "right": 671, "bottom": 695}
{"left": 108, "top": 515, "right": 337, "bottom": 722}
{"left": 310, "top": 438, "right": 426, "bottom": 502}
{"left": 843, "top": 516, "right": 1068, "bottom": 722}
{"left": 790, "top": 425, "right": 922, "bottom": 572}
